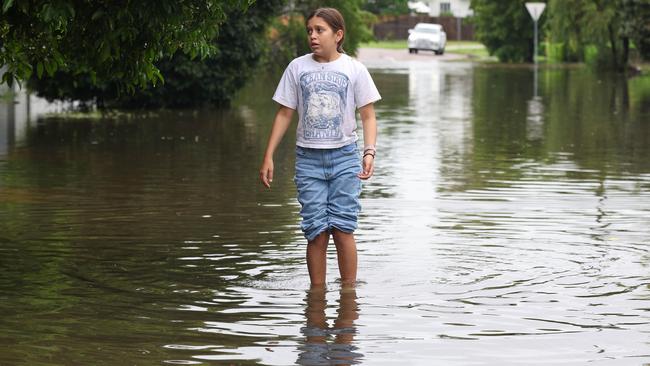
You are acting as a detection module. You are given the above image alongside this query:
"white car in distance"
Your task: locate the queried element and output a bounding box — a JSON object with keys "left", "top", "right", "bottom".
{"left": 407, "top": 23, "right": 447, "bottom": 55}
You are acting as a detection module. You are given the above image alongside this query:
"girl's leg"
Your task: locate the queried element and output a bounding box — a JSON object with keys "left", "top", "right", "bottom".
{"left": 307, "top": 231, "right": 330, "bottom": 286}
{"left": 332, "top": 229, "right": 358, "bottom": 285}
{"left": 326, "top": 144, "right": 362, "bottom": 287}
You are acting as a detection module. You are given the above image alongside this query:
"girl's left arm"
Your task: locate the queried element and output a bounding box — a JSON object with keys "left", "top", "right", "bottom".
{"left": 358, "top": 103, "right": 377, "bottom": 180}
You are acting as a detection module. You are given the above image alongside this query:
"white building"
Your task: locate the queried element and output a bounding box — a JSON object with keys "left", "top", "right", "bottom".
{"left": 427, "top": 0, "right": 473, "bottom": 17}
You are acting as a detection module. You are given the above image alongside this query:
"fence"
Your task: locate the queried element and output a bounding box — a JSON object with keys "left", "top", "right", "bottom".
{"left": 373, "top": 14, "right": 475, "bottom": 41}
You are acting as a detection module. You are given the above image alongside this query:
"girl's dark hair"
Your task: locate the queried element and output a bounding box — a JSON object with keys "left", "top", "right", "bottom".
{"left": 306, "top": 7, "right": 346, "bottom": 53}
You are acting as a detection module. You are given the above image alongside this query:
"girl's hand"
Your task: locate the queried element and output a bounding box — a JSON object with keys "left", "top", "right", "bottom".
{"left": 259, "top": 158, "right": 274, "bottom": 188}
{"left": 358, "top": 155, "right": 374, "bottom": 180}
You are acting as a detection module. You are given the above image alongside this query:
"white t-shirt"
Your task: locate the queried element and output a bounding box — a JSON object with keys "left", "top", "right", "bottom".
{"left": 272, "top": 53, "right": 381, "bottom": 148}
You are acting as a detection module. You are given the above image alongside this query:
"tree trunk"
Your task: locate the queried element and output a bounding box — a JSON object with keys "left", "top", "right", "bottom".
{"left": 622, "top": 36, "right": 630, "bottom": 70}
{"left": 608, "top": 23, "right": 620, "bottom": 71}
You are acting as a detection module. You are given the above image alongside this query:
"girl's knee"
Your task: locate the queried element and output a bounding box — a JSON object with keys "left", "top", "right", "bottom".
{"left": 308, "top": 231, "right": 330, "bottom": 247}
{"left": 331, "top": 228, "right": 355, "bottom": 243}
{"left": 331, "top": 224, "right": 356, "bottom": 237}
{"left": 331, "top": 227, "right": 352, "bottom": 235}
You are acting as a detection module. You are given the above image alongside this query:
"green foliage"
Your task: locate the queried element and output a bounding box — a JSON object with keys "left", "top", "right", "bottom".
{"left": 470, "top": 0, "right": 542, "bottom": 62}
{"left": 28, "top": 1, "right": 283, "bottom": 109}
{"left": 545, "top": 42, "right": 565, "bottom": 63}
{"left": 583, "top": 44, "right": 601, "bottom": 66}
{"left": 112, "top": 1, "right": 284, "bottom": 108}
{"left": 472, "top": 0, "right": 649, "bottom": 67}
{"left": 547, "top": 0, "right": 650, "bottom": 68}
{"left": 578, "top": 0, "right": 621, "bottom": 68}
{"left": 546, "top": 0, "right": 584, "bottom": 62}
{"left": 269, "top": 15, "right": 313, "bottom": 66}
{"left": 619, "top": 0, "right": 650, "bottom": 60}
{"left": 0, "top": 0, "right": 252, "bottom": 92}
{"left": 270, "top": 0, "right": 375, "bottom": 65}
{"left": 362, "top": 0, "right": 409, "bottom": 16}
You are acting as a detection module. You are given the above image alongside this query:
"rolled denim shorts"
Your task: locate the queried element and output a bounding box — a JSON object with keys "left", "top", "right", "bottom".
{"left": 294, "top": 142, "right": 362, "bottom": 242}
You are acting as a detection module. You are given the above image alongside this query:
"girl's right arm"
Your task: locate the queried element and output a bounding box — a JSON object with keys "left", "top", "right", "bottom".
{"left": 259, "top": 105, "right": 295, "bottom": 189}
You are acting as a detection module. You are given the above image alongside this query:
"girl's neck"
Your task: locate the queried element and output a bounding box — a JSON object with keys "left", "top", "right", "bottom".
{"left": 312, "top": 51, "right": 342, "bottom": 63}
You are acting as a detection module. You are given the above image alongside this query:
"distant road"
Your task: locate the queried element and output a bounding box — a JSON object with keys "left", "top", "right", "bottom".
{"left": 356, "top": 47, "right": 471, "bottom": 67}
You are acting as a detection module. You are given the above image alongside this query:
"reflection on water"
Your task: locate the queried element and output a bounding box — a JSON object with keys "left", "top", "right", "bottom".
{"left": 297, "top": 287, "right": 361, "bottom": 365}
{"left": 1, "top": 61, "right": 650, "bottom": 365}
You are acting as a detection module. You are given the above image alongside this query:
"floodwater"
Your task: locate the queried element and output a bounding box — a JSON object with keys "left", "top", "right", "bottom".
{"left": 1, "top": 59, "right": 650, "bottom": 365}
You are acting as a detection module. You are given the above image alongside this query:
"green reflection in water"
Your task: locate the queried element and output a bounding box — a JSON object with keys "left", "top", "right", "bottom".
{"left": 462, "top": 66, "right": 650, "bottom": 192}
{"left": 0, "top": 94, "right": 303, "bottom": 365}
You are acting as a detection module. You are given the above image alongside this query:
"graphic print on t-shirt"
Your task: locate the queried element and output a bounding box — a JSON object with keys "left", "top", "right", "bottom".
{"left": 299, "top": 70, "right": 349, "bottom": 141}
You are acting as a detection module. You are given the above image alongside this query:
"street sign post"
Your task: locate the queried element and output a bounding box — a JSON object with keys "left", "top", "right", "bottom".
{"left": 525, "top": 2, "right": 546, "bottom": 65}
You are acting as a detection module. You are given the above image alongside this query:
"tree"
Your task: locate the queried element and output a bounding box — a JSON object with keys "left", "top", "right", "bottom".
{"left": 580, "top": 0, "right": 623, "bottom": 69}
{"left": 470, "top": 0, "right": 543, "bottom": 63}
{"left": 547, "top": 0, "right": 649, "bottom": 70}
{"left": 270, "top": 0, "right": 375, "bottom": 64}
{"left": 619, "top": 0, "right": 650, "bottom": 61}
{"left": 547, "top": 0, "right": 584, "bottom": 62}
{"left": 28, "top": 1, "right": 285, "bottom": 109}
{"left": 363, "top": 0, "right": 409, "bottom": 16}
{"left": 0, "top": 0, "right": 252, "bottom": 92}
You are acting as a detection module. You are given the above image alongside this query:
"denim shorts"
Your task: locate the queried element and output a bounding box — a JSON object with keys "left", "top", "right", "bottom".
{"left": 294, "top": 142, "right": 362, "bottom": 242}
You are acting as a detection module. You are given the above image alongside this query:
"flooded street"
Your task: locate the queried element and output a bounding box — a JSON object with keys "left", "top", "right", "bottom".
{"left": 1, "top": 59, "right": 650, "bottom": 365}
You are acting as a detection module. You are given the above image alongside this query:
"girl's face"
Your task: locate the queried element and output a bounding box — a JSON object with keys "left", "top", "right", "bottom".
{"left": 306, "top": 16, "right": 342, "bottom": 58}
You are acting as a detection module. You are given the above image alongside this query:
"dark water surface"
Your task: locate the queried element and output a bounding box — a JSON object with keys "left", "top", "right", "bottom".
{"left": 1, "top": 60, "right": 650, "bottom": 365}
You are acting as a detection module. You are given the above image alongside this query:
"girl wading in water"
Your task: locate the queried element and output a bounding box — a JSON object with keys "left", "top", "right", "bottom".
{"left": 259, "top": 7, "right": 380, "bottom": 287}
